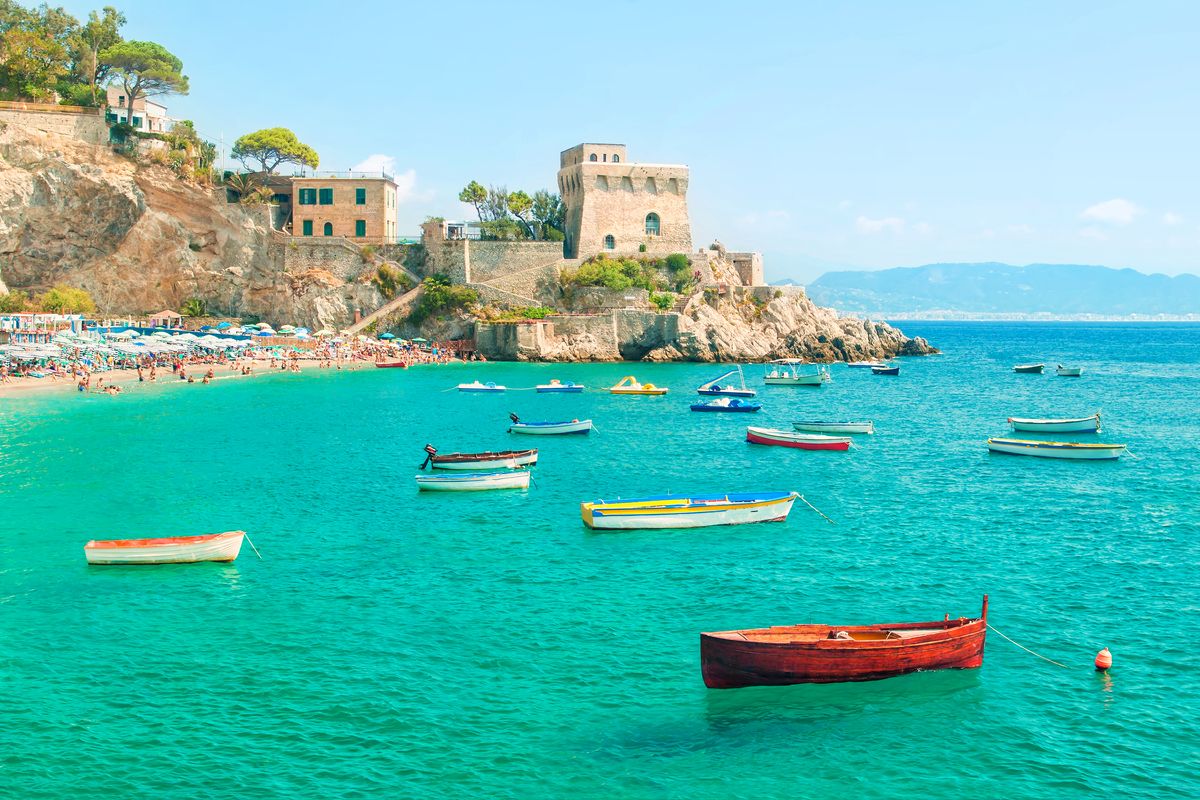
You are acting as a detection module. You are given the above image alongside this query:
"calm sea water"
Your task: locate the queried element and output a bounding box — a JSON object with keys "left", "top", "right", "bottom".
{"left": 1, "top": 322, "right": 1196, "bottom": 799}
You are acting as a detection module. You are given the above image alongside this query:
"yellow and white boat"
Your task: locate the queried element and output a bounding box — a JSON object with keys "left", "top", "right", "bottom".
{"left": 581, "top": 492, "right": 798, "bottom": 530}
{"left": 609, "top": 375, "right": 669, "bottom": 395}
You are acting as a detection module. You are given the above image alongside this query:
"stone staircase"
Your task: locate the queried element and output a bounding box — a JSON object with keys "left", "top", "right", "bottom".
{"left": 346, "top": 284, "right": 424, "bottom": 335}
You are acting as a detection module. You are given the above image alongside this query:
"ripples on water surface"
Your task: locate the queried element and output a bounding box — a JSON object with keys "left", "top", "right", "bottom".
{"left": 1, "top": 322, "right": 1196, "bottom": 799}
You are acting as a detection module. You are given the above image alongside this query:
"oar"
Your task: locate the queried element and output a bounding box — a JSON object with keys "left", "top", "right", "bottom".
{"left": 244, "top": 533, "right": 263, "bottom": 559}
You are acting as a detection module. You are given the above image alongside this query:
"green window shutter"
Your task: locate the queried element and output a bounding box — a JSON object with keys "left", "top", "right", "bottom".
{"left": 319, "top": 188, "right": 333, "bottom": 205}
{"left": 356, "top": 188, "right": 366, "bottom": 205}
{"left": 323, "top": 222, "right": 333, "bottom": 236}
{"left": 355, "top": 219, "right": 366, "bottom": 237}
{"left": 298, "top": 188, "right": 316, "bottom": 205}
{"left": 302, "top": 220, "right": 313, "bottom": 236}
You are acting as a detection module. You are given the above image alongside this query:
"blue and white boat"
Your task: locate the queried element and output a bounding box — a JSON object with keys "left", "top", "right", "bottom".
{"left": 697, "top": 367, "right": 756, "bottom": 397}
{"left": 690, "top": 397, "right": 761, "bottom": 413}
{"left": 536, "top": 380, "right": 585, "bottom": 393}
{"left": 508, "top": 418, "right": 593, "bottom": 435}
{"left": 581, "top": 491, "right": 799, "bottom": 530}
{"left": 415, "top": 470, "right": 531, "bottom": 491}
{"left": 458, "top": 380, "right": 506, "bottom": 393}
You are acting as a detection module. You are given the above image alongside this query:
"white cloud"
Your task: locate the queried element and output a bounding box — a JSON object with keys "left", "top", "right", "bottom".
{"left": 912, "top": 222, "right": 932, "bottom": 236}
{"left": 349, "top": 156, "right": 429, "bottom": 203}
{"left": 1079, "top": 226, "right": 1109, "bottom": 241}
{"left": 855, "top": 215, "right": 905, "bottom": 234}
{"left": 351, "top": 153, "right": 396, "bottom": 174}
{"left": 1080, "top": 198, "right": 1140, "bottom": 225}
{"left": 1163, "top": 212, "right": 1182, "bottom": 226}
{"left": 1008, "top": 224, "right": 1034, "bottom": 235}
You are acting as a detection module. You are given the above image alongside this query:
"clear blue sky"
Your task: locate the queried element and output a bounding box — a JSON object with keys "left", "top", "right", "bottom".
{"left": 62, "top": 0, "right": 1199, "bottom": 282}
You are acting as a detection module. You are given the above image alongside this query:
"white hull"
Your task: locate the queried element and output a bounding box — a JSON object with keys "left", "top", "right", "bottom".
{"left": 510, "top": 420, "right": 593, "bottom": 435}
{"left": 793, "top": 421, "right": 874, "bottom": 435}
{"left": 1056, "top": 368, "right": 1084, "bottom": 377}
{"left": 847, "top": 361, "right": 885, "bottom": 368}
{"left": 85, "top": 532, "right": 244, "bottom": 565}
{"left": 416, "top": 471, "right": 531, "bottom": 490}
{"left": 432, "top": 454, "right": 537, "bottom": 470}
{"left": 764, "top": 375, "right": 825, "bottom": 385}
{"left": 987, "top": 439, "right": 1124, "bottom": 460}
{"left": 457, "top": 383, "right": 506, "bottom": 392}
{"left": 1009, "top": 415, "right": 1100, "bottom": 433}
{"left": 587, "top": 497, "right": 797, "bottom": 530}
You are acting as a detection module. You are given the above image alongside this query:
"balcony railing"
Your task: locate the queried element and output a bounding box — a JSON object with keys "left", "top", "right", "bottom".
{"left": 288, "top": 169, "right": 395, "bottom": 182}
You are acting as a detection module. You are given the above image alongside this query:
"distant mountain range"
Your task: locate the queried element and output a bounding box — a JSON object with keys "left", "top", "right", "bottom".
{"left": 802, "top": 263, "right": 1200, "bottom": 318}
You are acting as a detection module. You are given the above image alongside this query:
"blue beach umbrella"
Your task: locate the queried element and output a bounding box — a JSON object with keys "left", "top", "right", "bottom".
{"left": 216, "top": 322, "right": 232, "bottom": 329}
{"left": 254, "top": 331, "right": 273, "bottom": 337}
{"left": 380, "top": 333, "right": 395, "bottom": 340}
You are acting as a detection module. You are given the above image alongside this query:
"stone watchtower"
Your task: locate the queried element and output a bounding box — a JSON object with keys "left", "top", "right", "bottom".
{"left": 557, "top": 143, "right": 692, "bottom": 259}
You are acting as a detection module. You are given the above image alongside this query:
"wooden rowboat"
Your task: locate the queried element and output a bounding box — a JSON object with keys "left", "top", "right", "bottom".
{"left": 428, "top": 448, "right": 538, "bottom": 470}
{"left": 582, "top": 491, "right": 798, "bottom": 530}
{"left": 84, "top": 530, "right": 245, "bottom": 565}
{"left": 986, "top": 437, "right": 1125, "bottom": 459}
{"left": 793, "top": 420, "right": 874, "bottom": 435}
{"left": 701, "top": 596, "right": 988, "bottom": 688}
{"left": 871, "top": 365, "right": 900, "bottom": 375}
{"left": 374, "top": 360, "right": 407, "bottom": 368}
{"left": 610, "top": 376, "right": 668, "bottom": 395}
{"left": 415, "top": 470, "right": 530, "bottom": 491}
{"left": 509, "top": 419, "right": 593, "bottom": 435}
{"left": 1008, "top": 413, "right": 1100, "bottom": 433}
{"left": 1056, "top": 365, "right": 1084, "bottom": 377}
{"left": 690, "top": 397, "right": 761, "bottom": 412}
{"left": 1012, "top": 363, "right": 1045, "bottom": 374}
{"left": 746, "top": 426, "right": 851, "bottom": 451}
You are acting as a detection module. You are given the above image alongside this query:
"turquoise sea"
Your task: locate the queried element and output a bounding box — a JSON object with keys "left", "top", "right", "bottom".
{"left": 1, "top": 322, "right": 1197, "bottom": 799}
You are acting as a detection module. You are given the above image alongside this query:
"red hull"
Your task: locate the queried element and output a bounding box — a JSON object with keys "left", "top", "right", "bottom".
{"left": 701, "top": 596, "right": 988, "bottom": 688}
{"left": 746, "top": 431, "right": 850, "bottom": 451}
{"left": 375, "top": 361, "right": 408, "bottom": 368}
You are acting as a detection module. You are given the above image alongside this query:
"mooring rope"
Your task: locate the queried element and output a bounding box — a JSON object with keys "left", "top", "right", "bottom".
{"left": 244, "top": 534, "right": 263, "bottom": 560}
{"left": 798, "top": 494, "right": 836, "bottom": 525}
{"left": 987, "top": 623, "right": 1068, "bottom": 668}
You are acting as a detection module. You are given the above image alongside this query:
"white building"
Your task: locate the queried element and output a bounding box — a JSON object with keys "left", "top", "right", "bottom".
{"left": 105, "top": 87, "right": 172, "bottom": 133}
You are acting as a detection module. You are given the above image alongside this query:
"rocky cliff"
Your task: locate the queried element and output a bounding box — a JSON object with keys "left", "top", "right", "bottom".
{"left": 0, "top": 117, "right": 379, "bottom": 328}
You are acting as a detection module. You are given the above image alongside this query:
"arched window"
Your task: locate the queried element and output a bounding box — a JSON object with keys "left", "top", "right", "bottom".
{"left": 323, "top": 222, "right": 333, "bottom": 236}
{"left": 613, "top": 154, "right": 620, "bottom": 163}
{"left": 645, "top": 213, "right": 660, "bottom": 236}
{"left": 604, "top": 234, "right": 615, "bottom": 250}
{"left": 589, "top": 153, "right": 597, "bottom": 162}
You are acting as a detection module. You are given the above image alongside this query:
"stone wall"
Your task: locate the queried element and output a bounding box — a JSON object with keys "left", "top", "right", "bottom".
{"left": 468, "top": 240, "right": 564, "bottom": 283}
{"left": 423, "top": 238, "right": 469, "bottom": 283}
{"left": 564, "top": 286, "right": 651, "bottom": 312}
{"left": 0, "top": 106, "right": 107, "bottom": 145}
{"left": 614, "top": 309, "right": 681, "bottom": 360}
{"left": 281, "top": 238, "right": 371, "bottom": 282}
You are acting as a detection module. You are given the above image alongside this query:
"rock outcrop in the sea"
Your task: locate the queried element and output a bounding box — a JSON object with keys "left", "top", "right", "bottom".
{"left": 645, "top": 287, "right": 935, "bottom": 361}
{"left": 0, "top": 120, "right": 379, "bottom": 328}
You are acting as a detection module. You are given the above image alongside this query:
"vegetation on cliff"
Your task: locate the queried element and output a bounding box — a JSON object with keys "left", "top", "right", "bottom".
{"left": 0, "top": 3, "right": 124, "bottom": 105}
{"left": 560, "top": 253, "right": 695, "bottom": 294}
{"left": 231, "top": 128, "right": 320, "bottom": 173}
{"left": 0, "top": 284, "right": 96, "bottom": 313}
{"left": 408, "top": 275, "right": 478, "bottom": 325}
{"left": 457, "top": 181, "right": 565, "bottom": 241}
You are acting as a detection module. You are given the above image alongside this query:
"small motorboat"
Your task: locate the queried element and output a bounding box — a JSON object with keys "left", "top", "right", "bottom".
{"left": 763, "top": 360, "right": 829, "bottom": 386}
{"left": 581, "top": 491, "right": 798, "bottom": 530}
{"left": 847, "top": 360, "right": 886, "bottom": 369}
{"left": 746, "top": 426, "right": 851, "bottom": 451}
{"left": 374, "top": 360, "right": 408, "bottom": 368}
{"left": 697, "top": 367, "right": 756, "bottom": 398}
{"left": 1013, "top": 363, "right": 1045, "bottom": 374}
{"left": 84, "top": 530, "right": 245, "bottom": 565}
{"left": 871, "top": 364, "right": 900, "bottom": 376}
{"left": 422, "top": 445, "right": 538, "bottom": 471}
{"left": 1008, "top": 413, "right": 1100, "bottom": 433}
{"left": 1056, "top": 365, "right": 1084, "bottom": 377}
{"left": 986, "top": 437, "right": 1125, "bottom": 459}
{"left": 508, "top": 416, "right": 593, "bottom": 435}
{"left": 458, "top": 380, "right": 506, "bottom": 392}
{"left": 415, "top": 470, "right": 531, "bottom": 491}
{"left": 536, "top": 379, "right": 584, "bottom": 393}
{"left": 610, "top": 376, "right": 668, "bottom": 395}
{"left": 700, "top": 596, "right": 989, "bottom": 688}
{"left": 690, "top": 397, "right": 761, "bottom": 413}
{"left": 793, "top": 420, "right": 874, "bottom": 435}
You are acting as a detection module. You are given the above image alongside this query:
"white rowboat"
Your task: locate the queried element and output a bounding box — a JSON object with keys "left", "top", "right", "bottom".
{"left": 986, "top": 438, "right": 1124, "bottom": 460}
{"left": 581, "top": 491, "right": 798, "bottom": 530}
{"left": 793, "top": 420, "right": 874, "bottom": 435}
{"left": 509, "top": 419, "right": 593, "bottom": 435}
{"left": 1008, "top": 414, "right": 1101, "bottom": 433}
{"left": 415, "top": 470, "right": 531, "bottom": 491}
{"left": 1056, "top": 365, "right": 1084, "bottom": 377}
{"left": 84, "top": 530, "right": 245, "bottom": 565}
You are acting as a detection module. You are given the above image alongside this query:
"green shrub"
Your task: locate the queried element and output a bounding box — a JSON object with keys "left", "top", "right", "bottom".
{"left": 360, "top": 245, "right": 377, "bottom": 263}
{"left": 0, "top": 290, "right": 31, "bottom": 313}
{"left": 409, "top": 275, "right": 478, "bottom": 324}
{"left": 649, "top": 291, "right": 674, "bottom": 311}
{"left": 560, "top": 254, "right": 664, "bottom": 292}
{"left": 181, "top": 297, "right": 206, "bottom": 317}
{"left": 37, "top": 285, "right": 96, "bottom": 314}
{"left": 638, "top": 243, "right": 647, "bottom": 253}
{"left": 373, "top": 263, "right": 413, "bottom": 300}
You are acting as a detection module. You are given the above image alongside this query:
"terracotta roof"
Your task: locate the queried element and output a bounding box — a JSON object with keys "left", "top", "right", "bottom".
{"left": 151, "top": 310, "right": 182, "bottom": 317}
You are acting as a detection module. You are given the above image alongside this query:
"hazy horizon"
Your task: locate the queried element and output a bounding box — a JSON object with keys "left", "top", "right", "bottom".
{"left": 54, "top": 0, "right": 1200, "bottom": 282}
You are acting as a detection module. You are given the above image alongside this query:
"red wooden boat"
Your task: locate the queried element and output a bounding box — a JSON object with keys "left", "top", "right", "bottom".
{"left": 374, "top": 360, "right": 408, "bottom": 368}
{"left": 701, "top": 596, "right": 988, "bottom": 688}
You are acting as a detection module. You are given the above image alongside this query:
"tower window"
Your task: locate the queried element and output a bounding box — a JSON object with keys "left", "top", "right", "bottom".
{"left": 645, "top": 213, "right": 660, "bottom": 236}
{"left": 613, "top": 154, "right": 620, "bottom": 163}
{"left": 603, "top": 154, "right": 607, "bottom": 162}
{"left": 604, "top": 234, "right": 615, "bottom": 250}
{"left": 355, "top": 219, "right": 366, "bottom": 237}
{"left": 589, "top": 154, "right": 597, "bottom": 162}
{"left": 323, "top": 222, "right": 333, "bottom": 236}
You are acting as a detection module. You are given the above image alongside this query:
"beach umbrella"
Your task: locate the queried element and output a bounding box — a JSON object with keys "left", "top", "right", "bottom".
{"left": 200, "top": 325, "right": 212, "bottom": 331}
{"left": 278, "top": 324, "right": 296, "bottom": 333}
{"left": 356, "top": 334, "right": 371, "bottom": 342}
{"left": 412, "top": 337, "right": 428, "bottom": 343}
{"left": 294, "top": 327, "right": 310, "bottom": 336}
{"left": 216, "top": 321, "right": 232, "bottom": 329}
{"left": 254, "top": 330, "right": 274, "bottom": 337}
{"left": 315, "top": 329, "right": 334, "bottom": 336}
{"left": 257, "top": 322, "right": 273, "bottom": 329}
{"left": 379, "top": 332, "right": 395, "bottom": 340}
